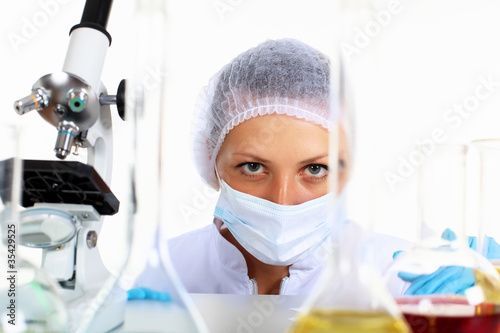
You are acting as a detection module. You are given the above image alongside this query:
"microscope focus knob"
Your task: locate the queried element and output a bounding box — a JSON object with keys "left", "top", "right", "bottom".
{"left": 99, "top": 79, "right": 127, "bottom": 121}
{"left": 116, "top": 79, "right": 126, "bottom": 121}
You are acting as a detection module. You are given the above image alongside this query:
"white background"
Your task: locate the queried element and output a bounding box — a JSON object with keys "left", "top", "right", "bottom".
{"left": 2, "top": 0, "right": 500, "bottom": 279}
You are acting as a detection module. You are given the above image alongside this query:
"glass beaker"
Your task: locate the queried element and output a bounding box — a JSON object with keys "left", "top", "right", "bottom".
{"left": 288, "top": 50, "right": 410, "bottom": 333}
{"left": 384, "top": 143, "right": 500, "bottom": 333}
{"left": 0, "top": 123, "right": 69, "bottom": 332}
{"left": 471, "top": 139, "right": 500, "bottom": 270}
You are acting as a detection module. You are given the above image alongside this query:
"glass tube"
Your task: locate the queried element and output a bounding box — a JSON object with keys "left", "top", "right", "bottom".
{"left": 0, "top": 123, "right": 69, "bottom": 332}
{"left": 385, "top": 144, "right": 500, "bottom": 333}
{"left": 471, "top": 139, "right": 500, "bottom": 270}
{"left": 123, "top": 0, "right": 208, "bottom": 331}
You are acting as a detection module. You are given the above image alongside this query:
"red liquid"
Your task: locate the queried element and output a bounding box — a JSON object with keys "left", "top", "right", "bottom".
{"left": 404, "top": 312, "right": 500, "bottom": 333}
{"left": 398, "top": 298, "right": 500, "bottom": 333}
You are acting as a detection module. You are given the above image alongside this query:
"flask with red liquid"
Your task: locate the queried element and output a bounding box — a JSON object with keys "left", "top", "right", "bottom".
{"left": 385, "top": 144, "right": 500, "bottom": 333}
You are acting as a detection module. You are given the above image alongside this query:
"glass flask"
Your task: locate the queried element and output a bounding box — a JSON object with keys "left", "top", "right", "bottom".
{"left": 384, "top": 144, "right": 500, "bottom": 333}
{"left": 288, "top": 229, "right": 411, "bottom": 332}
{"left": 0, "top": 123, "right": 69, "bottom": 332}
{"left": 471, "top": 139, "right": 500, "bottom": 271}
{"left": 120, "top": 0, "right": 208, "bottom": 331}
{"left": 288, "top": 51, "right": 411, "bottom": 333}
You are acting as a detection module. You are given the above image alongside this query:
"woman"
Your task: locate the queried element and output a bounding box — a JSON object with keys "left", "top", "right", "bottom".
{"left": 132, "top": 38, "right": 411, "bottom": 296}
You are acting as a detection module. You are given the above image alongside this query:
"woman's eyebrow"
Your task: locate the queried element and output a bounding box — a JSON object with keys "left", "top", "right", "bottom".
{"left": 233, "top": 152, "right": 271, "bottom": 164}
{"left": 298, "top": 154, "right": 329, "bottom": 165}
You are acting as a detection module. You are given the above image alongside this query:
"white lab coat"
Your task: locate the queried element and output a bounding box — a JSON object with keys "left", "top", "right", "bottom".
{"left": 134, "top": 219, "right": 412, "bottom": 296}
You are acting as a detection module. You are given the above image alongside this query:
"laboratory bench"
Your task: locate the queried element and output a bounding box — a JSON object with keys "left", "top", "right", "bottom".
{"left": 113, "top": 293, "right": 308, "bottom": 332}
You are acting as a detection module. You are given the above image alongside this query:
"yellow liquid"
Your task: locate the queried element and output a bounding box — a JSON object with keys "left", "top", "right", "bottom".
{"left": 473, "top": 268, "right": 500, "bottom": 316}
{"left": 474, "top": 268, "right": 500, "bottom": 304}
{"left": 288, "top": 310, "right": 410, "bottom": 333}
{"left": 493, "top": 263, "right": 500, "bottom": 277}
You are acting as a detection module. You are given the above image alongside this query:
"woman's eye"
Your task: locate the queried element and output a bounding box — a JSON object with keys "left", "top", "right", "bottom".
{"left": 242, "top": 163, "right": 264, "bottom": 174}
{"left": 305, "top": 164, "right": 328, "bottom": 177}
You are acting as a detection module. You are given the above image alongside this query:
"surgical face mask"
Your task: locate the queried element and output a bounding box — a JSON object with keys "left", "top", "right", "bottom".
{"left": 214, "top": 179, "right": 347, "bottom": 266}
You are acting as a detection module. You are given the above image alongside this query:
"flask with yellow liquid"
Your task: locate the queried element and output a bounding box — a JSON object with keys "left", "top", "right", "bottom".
{"left": 287, "top": 202, "right": 411, "bottom": 333}
{"left": 288, "top": 55, "right": 411, "bottom": 333}
{"left": 287, "top": 177, "right": 412, "bottom": 333}
{"left": 288, "top": 235, "right": 411, "bottom": 333}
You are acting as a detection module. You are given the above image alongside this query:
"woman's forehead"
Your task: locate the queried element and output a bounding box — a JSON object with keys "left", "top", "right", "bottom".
{"left": 231, "top": 113, "right": 327, "bottom": 132}
{"left": 220, "top": 114, "right": 349, "bottom": 160}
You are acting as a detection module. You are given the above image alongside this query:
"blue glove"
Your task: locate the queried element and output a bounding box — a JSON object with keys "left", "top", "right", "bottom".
{"left": 127, "top": 287, "right": 171, "bottom": 302}
{"left": 394, "top": 228, "right": 475, "bottom": 296}
{"left": 441, "top": 228, "right": 457, "bottom": 241}
{"left": 440, "top": 228, "right": 500, "bottom": 258}
{"left": 397, "top": 265, "right": 475, "bottom": 296}
{"left": 468, "top": 236, "right": 500, "bottom": 259}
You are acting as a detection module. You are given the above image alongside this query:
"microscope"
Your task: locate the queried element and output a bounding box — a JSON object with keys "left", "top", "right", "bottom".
{"left": 13, "top": 0, "right": 127, "bottom": 331}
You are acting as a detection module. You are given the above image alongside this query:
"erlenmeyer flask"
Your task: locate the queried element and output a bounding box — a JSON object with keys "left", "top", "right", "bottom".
{"left": 384, "top": 144, "right": 500, "bottom": 332}
{"left": 0, "top": 123, "right": 69, "bottom": 332}
{"left": 288, "top": 54, "right": 410, "bottom": 332}
{"left": 119, "top": 0, "right": 208, "bottom": 331}
{"left": 471, "top": 139, "right": 500, "bottom": 271}
{"left": 288, "top": 225, "right": 411, "bottom": 332}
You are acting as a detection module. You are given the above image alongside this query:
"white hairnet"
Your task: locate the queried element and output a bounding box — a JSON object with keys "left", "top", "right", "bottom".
{"left": 191, "top": 38, "right": 354, "bottom": 190}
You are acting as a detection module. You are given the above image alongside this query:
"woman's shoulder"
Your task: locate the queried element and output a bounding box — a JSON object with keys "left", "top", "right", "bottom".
{"left": 168, "top": 223, "right": 215, "bottom": 246}
{"left": 166, "top": 224, "right": 217, "bottom": 277}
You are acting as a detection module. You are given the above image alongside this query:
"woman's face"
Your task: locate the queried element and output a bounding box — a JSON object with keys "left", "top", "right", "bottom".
{"left": 215, "top": 114, "right": 350, "bottom": 205}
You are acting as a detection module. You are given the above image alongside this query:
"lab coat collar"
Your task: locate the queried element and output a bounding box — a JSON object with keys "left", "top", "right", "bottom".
{"left": 213, "top": 219, "right": 249, "bottom": 275}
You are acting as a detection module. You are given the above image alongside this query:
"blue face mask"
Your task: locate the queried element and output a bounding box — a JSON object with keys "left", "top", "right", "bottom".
{"left": 214, "top": 179, "right": 347, "bottom": 266}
